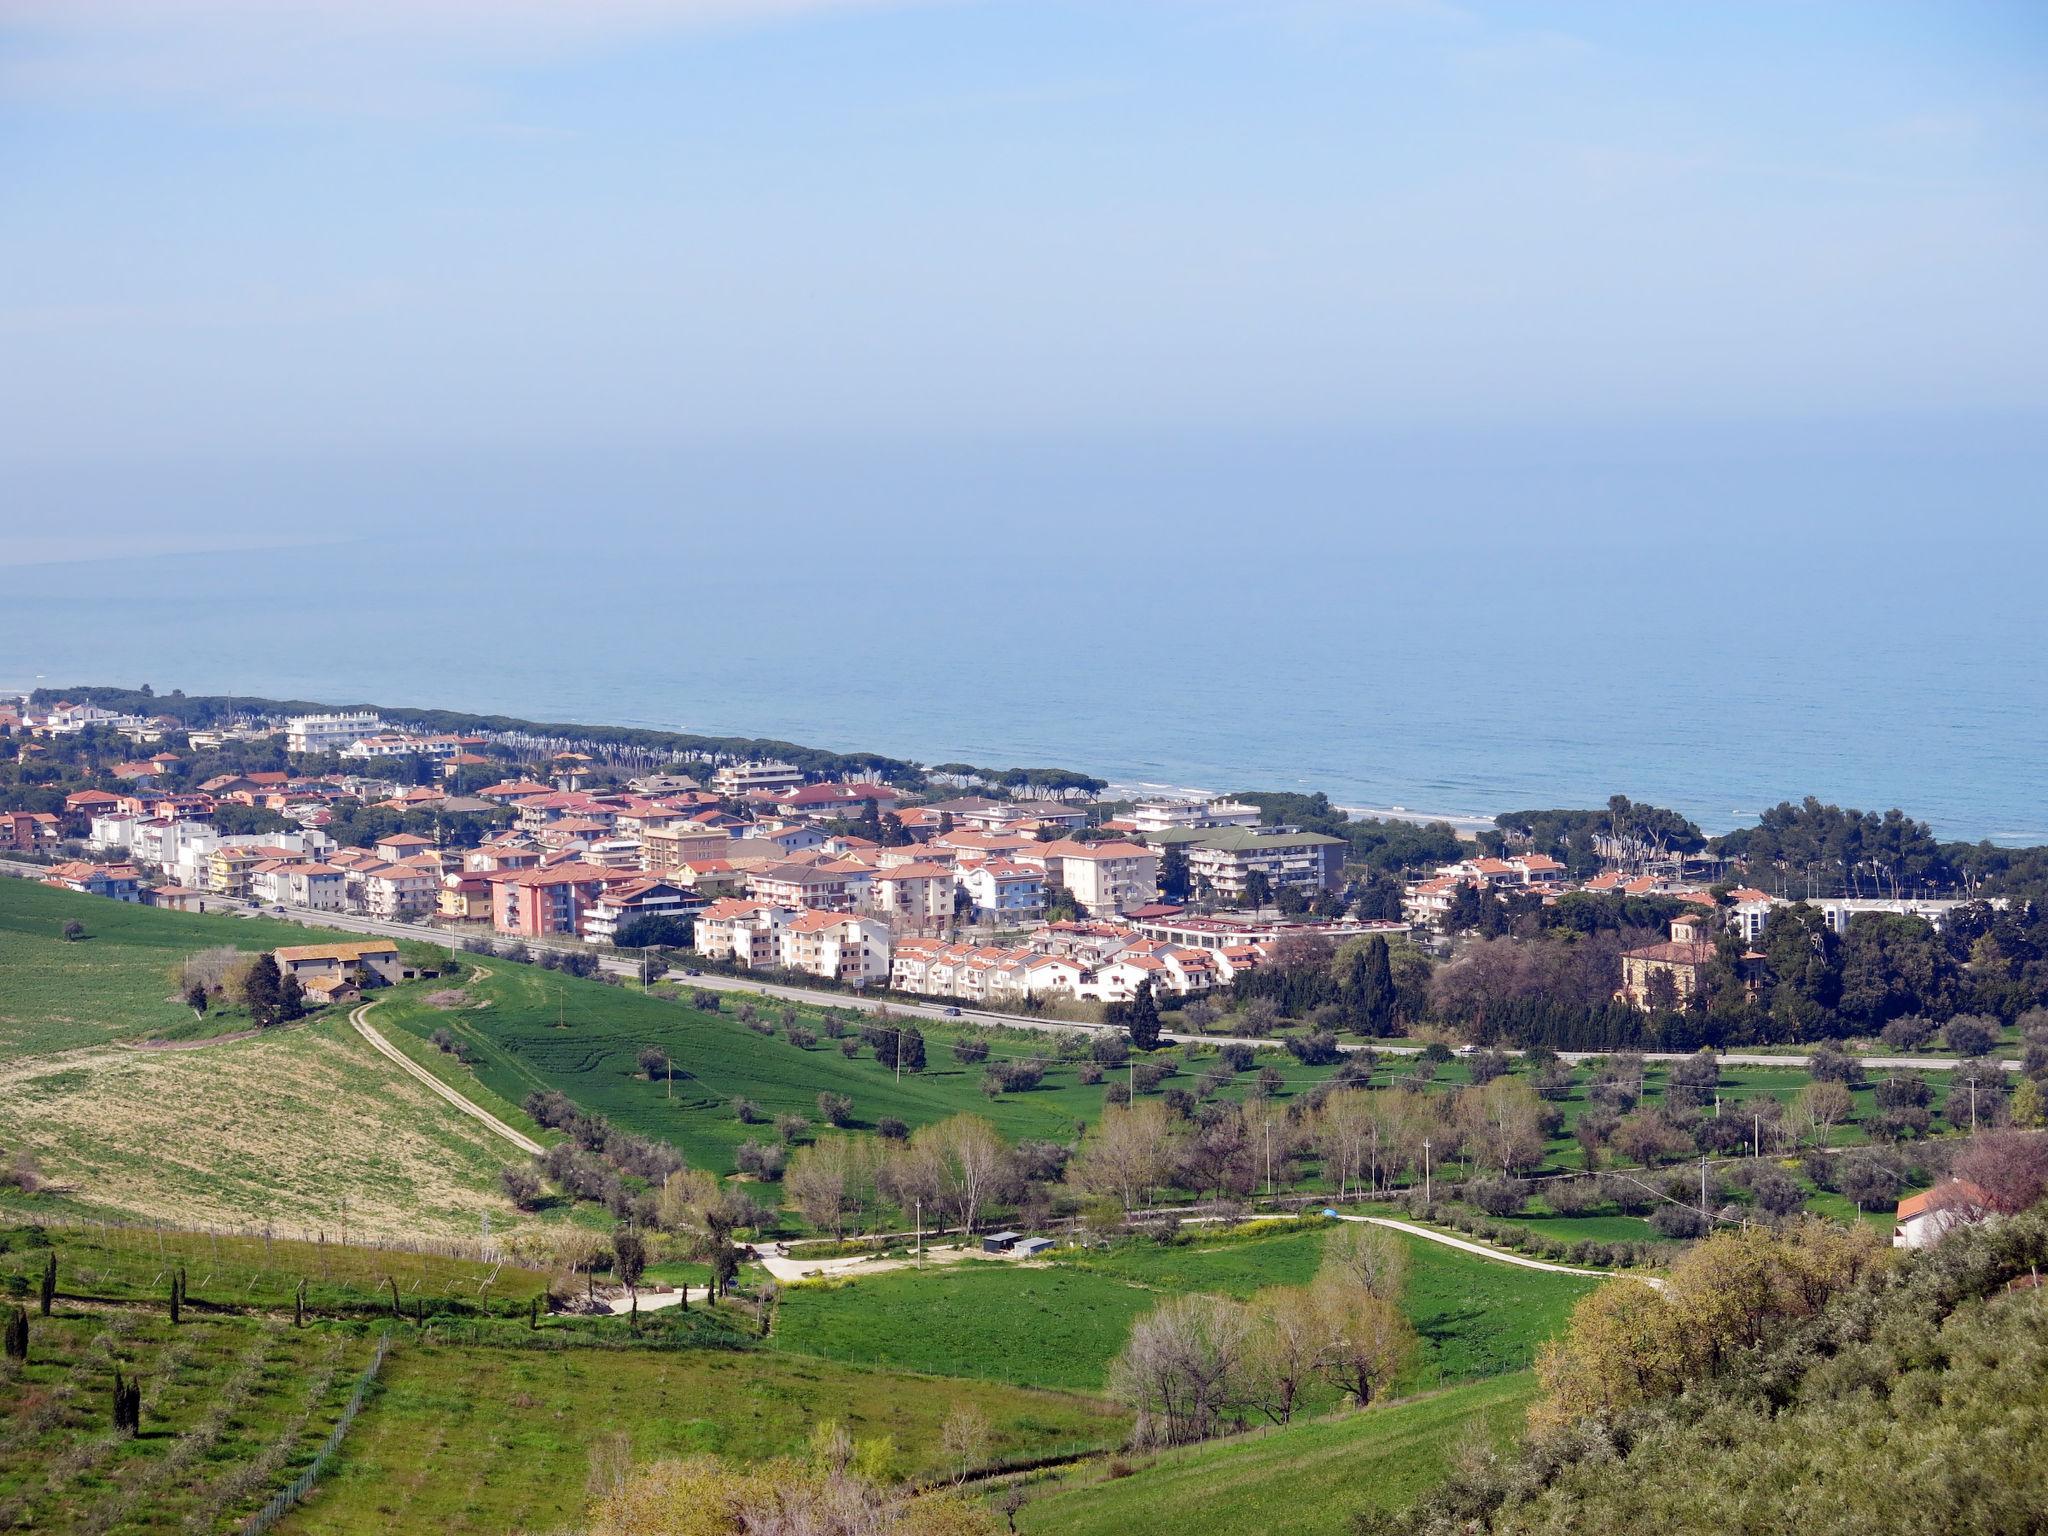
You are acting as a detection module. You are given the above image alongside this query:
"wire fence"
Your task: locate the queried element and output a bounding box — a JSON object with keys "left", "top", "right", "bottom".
{"left": 236, "top": 1330, "right": 391, "bottom": 1536}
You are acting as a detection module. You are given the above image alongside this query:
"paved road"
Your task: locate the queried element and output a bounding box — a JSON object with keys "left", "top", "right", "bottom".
{"left": 348, "top": 996, "right": 544, "bottom": 1156}
{"left": 4, "top": 859, "right": 2016, "bottom": 1071}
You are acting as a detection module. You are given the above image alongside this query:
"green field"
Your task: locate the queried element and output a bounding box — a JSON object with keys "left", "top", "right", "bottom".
{"left": 774, "top": 1226, "right": 1600, "bottom": 1393}
{"left": 370, "top": 963, "right": 1354, "bottom": 1175}
{"left": 1017, "top": 1372, "right": 1537, "bottom": 1536}
{"left": 0, "top": 879, "right": 326, "bottom": 1060}
{"left": 280, "top": 1340, "right": 1125, "bottom": 1536}
{"left": 0, "top": 1304, "right": 376, "bottom": 1534}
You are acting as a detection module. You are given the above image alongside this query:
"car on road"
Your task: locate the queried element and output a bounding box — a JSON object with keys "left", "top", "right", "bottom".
{"left": 942, "top": 1006, "right": 961, "bottom": 1016}
{"left": 683, "top": 967, "right": 702, "bottom": 976}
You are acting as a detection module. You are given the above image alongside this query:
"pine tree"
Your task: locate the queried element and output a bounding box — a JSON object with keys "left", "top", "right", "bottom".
{"left": 242, "top": 953, "right": 285, "bottom": 1027}
{"left": 1126, "top": 981, "right": 1163, "bottom": 1052}
{"left": 1160, "top": 844, "right": 1191, "bottom": 903}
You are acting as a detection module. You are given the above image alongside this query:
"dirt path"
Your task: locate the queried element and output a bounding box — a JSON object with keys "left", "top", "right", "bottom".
{"left": 1331, "top": 1212, "right": 1664, "bottom": 1286}
{"left": 348, "top": 998, "right": 544, "bottom": 1157}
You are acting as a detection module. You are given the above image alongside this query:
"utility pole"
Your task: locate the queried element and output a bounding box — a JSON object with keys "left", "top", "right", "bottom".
{"left": 1423, "top": 1139, "right": 1432, "bottom": 1205}
{"left": 915, "top": 1198, "right": 923, "bottom": 1264}
{"left": 665, "top": 1052, "right": 672, "bottom": 1100}
{"left": 1700, "top": 1155, "right": 1709, "bottom": 1220}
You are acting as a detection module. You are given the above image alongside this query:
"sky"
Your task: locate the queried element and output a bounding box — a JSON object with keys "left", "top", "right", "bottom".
{"left": 0, "top": 1, "right": 2045, "bottom": 561}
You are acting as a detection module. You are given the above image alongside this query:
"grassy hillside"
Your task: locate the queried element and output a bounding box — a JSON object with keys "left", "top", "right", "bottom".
{"left": 372, "top": 962, "right": 1353, "bottom": 1174}
{"left": 774, "top": 1226, "right": 1600, "bottom": 1393}
{"left": 0, "top": 1014, "right": 559, "bottom": 1243}
{"left": 1018, "top": 1373, "right": 1537, "bottom": 1536}
{"left": 0, "top": 878, "right": 325, "bottom": 1060}
{"left": 280, "top": 1342, "right": 1125, "bottom": 1536}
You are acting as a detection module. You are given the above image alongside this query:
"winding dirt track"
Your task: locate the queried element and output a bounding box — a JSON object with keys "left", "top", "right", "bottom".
{"left": 347, "top": 995, "right": 543, "bottom": 1157}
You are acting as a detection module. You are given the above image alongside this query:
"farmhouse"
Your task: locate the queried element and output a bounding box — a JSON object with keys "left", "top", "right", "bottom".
{"left": 1894, "top": 1180, "right": 1994, "bottom": 1249}
{"left": 272, "top": 941, "right": 406, "bottom": 993}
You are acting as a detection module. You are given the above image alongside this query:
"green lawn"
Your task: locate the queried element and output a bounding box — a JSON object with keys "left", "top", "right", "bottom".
{"left": 1017, "top": 1372, "right": 1537, "bottom": 1536}
{"left": 280, "top": 1338, "right": 1125, "bottom": 1536}
{"left": 0, "top": 1304, "right": 375, "bottom": 1535}
{"left": 0, "top": 879, "right": 328, "bottom": 1061}
{"left": 775, "top": 1227, "right": 1600, "bottom": 1394}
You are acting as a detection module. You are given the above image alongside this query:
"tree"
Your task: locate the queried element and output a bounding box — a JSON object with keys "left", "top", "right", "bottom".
{"left": 500, "top": 1164, "right": 544, "bottom": 1210}
{"left": 277, "top": 970, "right": 305, "bottom": 1022}
{"left": 637, "top": 1045, "right": 667, "bottom": 1081}
{"left": 1453, "top": 1077, "right": 1545, "bottom": 1175}
{"left": 897, "top": 1024, "right": 926, "bottom": 1074}
{"left": 1109, "top": 1293, "right": 1256, "bottom": 1446}
{"left": 184, "top": 982, "right": 208, "bottom": 1019}
{"left": 1792, "top": 1079, "right": 1853, "bottom": 1146}
{"left": 1311, "top": 1277, "right": 1416, "bottom": 1408}
{"left": 1160, "top": 843, "right": 1191, "bottom": 903}
{"left": 60, "top": 919, "right": 84, "bottom": 942}
{"left": 1320, "top": 1221, "right": 1408, "bottom": 1300}
{"left": 238, "top": 953, "right": 285, "bottom": 1028}
{"left": 939, "top": 1405, "right": 990, "bottom": 1487}
{"left": 1944, "top": 1015, "right": 1997, "bottom": 1058}
{"left": 1124, "top": 981, "right": 1162, "bottom": 1053}
{"left": 786, "top": 1136, "right": 880, "bottom": 1238}
{"left": 1068, "top": 1101, "right": 1176, "bottom": 1211}
{"left": 39, "top": 1253, "right": 55, "bottom": 1317}
{"left": 1244, "top": 1284, "right": 1328, "bottom": 1426}
{"left": 1241, "top": 870, "right": 1273, "bottom": 911}
{"left": 1342, "top": 935, "right": 1396, "bottom": 1036}
{"left": 817, "top": 1092, "right": 854, "bottom": 1128}
{"left": 899, "top": 1115, "right": 1012, "bottom": 1236}
{"left": 2, "top": 1305, "right": 25, "bottom": 1364}
{"left": 612, "top": 1229, "right": 648, "bottom": 1306}
{"left": 1950, "top": 1129, "right": 2048, "bottom": 1214}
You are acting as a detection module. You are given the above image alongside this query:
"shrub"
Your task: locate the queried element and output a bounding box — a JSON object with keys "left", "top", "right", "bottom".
{"left": 1078, "top": 1062, "right": 1104, "bottom": 1085}
{"left": 731, "top": 1097, "right": 763, "bottom": 1124}
{"left": 1945, "top": 1015, "right": 1998, "bottom": 1059}
{"left": 1469, "top": 1179, "right": 1527, "bottom": 1218}
{"left": 691, "top": 989, "right": 722, "bottom": 1012}
{"left": 952, "top": 1036, "right": 990, "bottom": 1065}
{"left": 1649, "top": 1203, "right": 1709, "bottom": 1239}
{"left": 817, "top": 1092, "right": 854, "bottom": 1127}
{"left": 736, "top": 1140, "right": 788, "bottom": 1180}
{"left": 1217, "top": 1042, "right": 1254, "bottom": 1073}
{"left": 499, "top": 1164, "right": 544, "bottom": 1209}
{"left": 774, "top": 1113, "right": 810, "bottom": 1143}
{"left": 787, "top": 1026, "right": 818, "bottom": 1049}
{"left": 876, "top": 1117, "right": 909, "bottom": 1141}
{"left": 840, "top": 1039, "right": 861, "bottom": 1059}
{"left": 1285, "top": 1031, "right": 1341, "bottom": 1067}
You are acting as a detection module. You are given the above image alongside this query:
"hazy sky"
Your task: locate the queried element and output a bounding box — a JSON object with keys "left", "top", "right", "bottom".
{"left": 2, "top": 1, "right": 2045, "bottom": 557}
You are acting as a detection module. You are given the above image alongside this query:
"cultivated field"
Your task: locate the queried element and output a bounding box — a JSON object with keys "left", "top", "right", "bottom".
{"left": 279, "top": 1342, "right": 1126, "bottom": 1536}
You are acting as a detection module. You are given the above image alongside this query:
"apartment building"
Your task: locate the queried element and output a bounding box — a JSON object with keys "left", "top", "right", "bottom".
{"left": 711, "top": 760, "right": 806, "bottom": 796}
{"left": 1027, "top": 840, "right": 1161, "bottom": 916}
{"left": 365, "top": 863, "right": 441, "bottom": 920}
{"left": 642, "top": 822, "right": 734, "bottom": 873}
{"left": 1148, "top": 825, "right": 1344, "bottom": 900}
{"left": 693, "top": 898, "right": 797, "bottom": 967}
{"left": 284, "top": 711, "right": 383, "bottom": 755}
{"left": 488, "top": 860, "right": 619, "bottom": 938}
{"left": 868, "top": 861, "right": 955, "bottom": 930}
{"left": 1128, "top": 798, "right": 1262, "bottom": 834}
{"left": 583, "top": 877, "right": 700, "bottom": 945}
{"left": 778, "top": 910, "right": 890, "bottom": 985}
{"left": 958, "top": 859, "right": 1046, "bottom": 922}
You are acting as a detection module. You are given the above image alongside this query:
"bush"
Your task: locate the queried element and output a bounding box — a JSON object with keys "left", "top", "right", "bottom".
{"left": 499, "top": 1164, "right": 544, "bottom": 1210}
{"left": 876, "top": 1117, "right": 909, "bottom": 1141}
{"left": 840, "top": 1039, "right": 861, "bottom": 1058}
{"left": 731, "top": 1097, "right": 763, "bottom": 1124}
{"left": 735, "top": 1140, "right": 788, "bottom": 1180}
{"left": 1945, "top": 1015, "right": 1998, "bottom": 1058}
{"left": 787, "top": 1025, "right": 818, "bottom": 1049}
{"left": 1217, "top": 1042, "right": 1254, "bottom": 1073}
{"left": 1544, "top": 1177, "right": 1601, "bottom": 1217}
{"left": 817, "top": 1092, "right": 854, "bottom": 1127}
{"left": 1284, "top": 1031, "right": 1342, "bottom": 1067}
{"left": 774, "top": 1113, "right": 810, "bottom": 1143}
{"left": 952, "top": 1036, "right": 990, "bottom": 1065}
{"left": 1649, "top": 1203, "right": 1709, "bottom": 1239}
{"left": 1880, "top": 1014, "right": 1935, "bottom": 1051}
{"left": 1091, "top": 1034, "right": 1130, "bottom": 1068}
{"left": 1469, "top": 1179, "right": 1527, "bottom": 1218}
{"left": 1078, "top": 1062, "right": 1104, "bottom": 1085}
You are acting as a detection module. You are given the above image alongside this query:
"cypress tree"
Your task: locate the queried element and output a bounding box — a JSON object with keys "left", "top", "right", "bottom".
{"left": 39, "top": 1253, "right": 55, "bottom": 1317}
{"left": 3, "top": 1305, "right": 26, "bottom": 1363}
{"left": 168, "top": 1273, "right": 180, "bottom": 1326}
{"left": 1125, "top": 981, "right": 1162, "bottom": 1052}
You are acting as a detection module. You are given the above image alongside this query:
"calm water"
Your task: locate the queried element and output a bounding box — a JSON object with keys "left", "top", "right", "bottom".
{"left": 4, "top": 431, "right": 2044, "bottom": 843}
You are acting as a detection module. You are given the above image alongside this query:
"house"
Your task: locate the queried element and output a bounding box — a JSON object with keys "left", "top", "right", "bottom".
{"left": 65, "top": 788, "right": 126, "bottom": 818}
{"left": 1026, "top": 840, "right": 1161, "bottom": 916}
{"left": 142, "top": 885, "right": 211, "bottom": 913}
{"left": 746, "top": 860, "right": 862, "bottom": 912}
{"left": 958, "top": 859, "right": 1046, "bottom": 923}
{"left": 583, "top": 877, "right": 701, "bottom": 946}
{"left": 1402, "top": 875, "right": 1470, "bottom": 928}
{"left": 251, "top": 861, "right": 347, "bottom": 911}
{"left": 1894, "top": 1180, "right": 1994, "bottom": 1249}
{"left": 868, "top": 862, "right": 956, "bottom": 931}
{"left": 0, "top": 811, "right": 59, "bottom": 852}
{"left": 693, "top": 898, "right": 798, "bottom": 968}
{"left": 489, "top": 861, "right": 619, "bottom": 938}
{"left": 372, "top": 831, "right": 438, "bottom": 863}
{"left": 272, "top": 940, "right": 406, "bottom": 991}
{"left": 1147, "top": 825, "right": 1345, "bottom": 901}
{"left": 1617, "top": 916, "right": 1719, "bottom": 1009}
{"left": 42, "top": 861, "right": 142, "bottom": 901}
{"left": 438, "top": 871, "right": 496, "bottom": 922}
{"left": 768, "top": 782, "right": 905, "bottom": 820}
{"left": 364, "top": 862, "right": 442, "bottom": 920}
{"left": 777, "top": 910, "right": 891, "bottom": 985}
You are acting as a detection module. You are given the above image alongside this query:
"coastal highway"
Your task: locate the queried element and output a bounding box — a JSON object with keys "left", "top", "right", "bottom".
{"left": 2, "top": 859, "right": 2019, "bottom": 1072}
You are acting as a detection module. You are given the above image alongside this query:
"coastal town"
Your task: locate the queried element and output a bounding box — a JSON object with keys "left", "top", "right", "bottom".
{"left": 1, "top": 695, "right": 1992, "bottom": 1018}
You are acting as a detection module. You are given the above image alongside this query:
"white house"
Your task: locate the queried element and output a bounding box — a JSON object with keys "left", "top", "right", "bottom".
{"left": 1893, "top": 1180, "right": 1992, "bottom": 1249}
{"left": 285, "top": 711, "right": 383, "bottom": 755}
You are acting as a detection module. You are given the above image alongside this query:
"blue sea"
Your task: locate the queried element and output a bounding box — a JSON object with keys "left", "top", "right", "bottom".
{"left": 4, "top": 426, "right": 2044, "bottom": 843}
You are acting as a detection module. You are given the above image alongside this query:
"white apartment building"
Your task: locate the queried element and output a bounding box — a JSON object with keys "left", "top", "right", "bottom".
{"left": 711, "top": 760, "right": 806, "bottom": 796}
{"left": 1128, "top": 798, "right": 1262, "bottom": 834}
{"left": 285, "top": 711, "right": 383, "bottom": 755}
{"left": 778, "top": 911, "right": 890, "bottom": 986}
{"left": 694, "top": 899, "right": 798, "bottom": 967}
{"left": 365, "top": 864, "right": 440, "bottom": 920}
